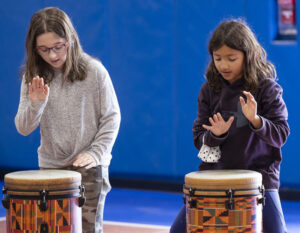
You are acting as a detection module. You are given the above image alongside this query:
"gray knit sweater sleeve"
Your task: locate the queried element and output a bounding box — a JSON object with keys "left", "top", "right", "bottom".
{"left": 84, "top": 59, "right": 121, "bottom": 166}
{"left": 15, "top": 78, "right": 49, "bottom": 136}
{"left": 15, "top": 55, "right": 121, "bottom": 168}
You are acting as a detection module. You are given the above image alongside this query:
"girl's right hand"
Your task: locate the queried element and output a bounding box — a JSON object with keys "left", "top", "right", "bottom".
{"left": 202, "top": 112, "right": 234, "bottom": 137}
{"left": 28, "top": 76, "right": 49, "bottom": 102}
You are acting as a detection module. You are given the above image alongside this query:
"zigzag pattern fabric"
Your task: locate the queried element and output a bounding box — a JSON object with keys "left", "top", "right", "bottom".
{"left": 186, "top": 196, "right": 262, "bottom": 233}
{"left": 6, "top": 197, "right": 81, "bottom": 233}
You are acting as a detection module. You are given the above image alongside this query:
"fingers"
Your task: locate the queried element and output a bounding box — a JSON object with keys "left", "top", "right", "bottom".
{"left": 213, "top": 114, "right": 218, "bottom": 122}
{"left": 242, "top": 91, "right": 255, "bottom": 103}
{"left": 240, "top": 91, "right": 257, "bottom": 121}
{"left": 73, "top": 158, "right": 92, "bottom": 168}
{"left": 28, "top": 82, "right": 33, "bottom": 94}
{"left": 203, "top": 113, "right": 234, "bottom": 135}
{"left": 85, "top": 162, "right": 96, "bottom": 170}
{"left": 32, "top": 76, "right": 39, "bottom": 90}
{"left": 39, "top": 77, "right": 44, "bottom": 88}
{"left": 73, "top": 155, "right": 87, "bottom": 167}
{"left": 30, "top": 76, "right": 45, "bottom": 91}
{"left": 208, "top": 117, "right": 215, "bottom": 126}
{"left": 204, "top": 112, "right": 226, "bottom": 130}
{"left": 28, "top": 76, "right": 49, "bottom": 102}
{"left": 216, "top": 112, "right": 224, "bottom": 121}
{"left": 202, "top": 124, "right": 211, "bottom": 131}
{"left": 243, "top": 91, "right": 253, "bottom": 98}
{"left": 209, "top": 113, "right": 224, "bottom": 125}
{"left": 227, "top": 116, "right": 235, "bottom": 125}
{"left": 44, "top": 84, "right": 49, "bottom": 96}
{"left": 239, "top": 96, "right": 246, "bottom": 106}
{"left": 73, "top": 153, "right": 96, "bottom": 169}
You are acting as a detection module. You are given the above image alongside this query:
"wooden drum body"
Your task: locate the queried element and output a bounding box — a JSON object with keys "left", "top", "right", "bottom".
{"left": 2, "top": 170, "right": 85, "bottom": 233}
{"left": 184, "top": 170, "right": 265, "bottom": 233}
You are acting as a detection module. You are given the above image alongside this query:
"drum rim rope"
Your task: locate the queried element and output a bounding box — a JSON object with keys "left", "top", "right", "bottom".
{"left": 183, "top": 170, "right": 266, "bottom": 211}
{"left": 184, "top": 170, "right": 263, "bottom": 190}
{"left": 183, "top": 184, "right": 265, "bottom": 197}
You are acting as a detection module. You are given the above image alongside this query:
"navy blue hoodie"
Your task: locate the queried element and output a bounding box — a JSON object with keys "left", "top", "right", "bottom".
{"left": 192, "top": 77, "right": 290, "bottom": 189}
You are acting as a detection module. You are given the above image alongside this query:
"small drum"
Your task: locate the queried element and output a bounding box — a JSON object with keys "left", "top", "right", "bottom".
{"left": 2, "top": 170, "right": 85, "bottom": 233}
{"left": 184, "top": 170, "right": 265, "bottom": 233}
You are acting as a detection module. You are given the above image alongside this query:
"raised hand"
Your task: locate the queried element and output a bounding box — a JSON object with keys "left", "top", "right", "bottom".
{"left": 73, "top": 153, "right": 97, "bottom": 169}
{"left": 202, "top": 112, "right": 234, "bottom": 137}
{"left": 240, "top": 91, "right": 262, "bottom": 129}
{"left": 239, "top": 91, "right": 257, "bottom": 121}
{"left": 28, "top": 76, "right": 49, "bottom": 102}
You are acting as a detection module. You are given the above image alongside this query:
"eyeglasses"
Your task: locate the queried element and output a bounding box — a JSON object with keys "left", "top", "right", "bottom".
{"left": 36, "top": 42, "right": 68, "bottom": 56}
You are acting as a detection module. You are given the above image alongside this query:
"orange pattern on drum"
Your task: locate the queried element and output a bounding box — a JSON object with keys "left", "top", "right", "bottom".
{"left": 6, "top": 197, "right": 80, "bottom": 233}
{"left": 186, "top": 196, "right": 262, "bottom": 233}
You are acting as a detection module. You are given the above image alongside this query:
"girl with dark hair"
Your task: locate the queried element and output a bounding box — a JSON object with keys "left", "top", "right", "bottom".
{"left": 170, "top": 19, "right": 289, "bottom": 233}
{"left": 15, "top": 7, "right": 121, "bottom": 233}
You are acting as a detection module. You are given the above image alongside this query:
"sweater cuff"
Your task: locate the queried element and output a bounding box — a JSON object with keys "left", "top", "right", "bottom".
{"left": 86, "top": 151, "right": 100, "bottom": 166}
{"left": 206, "top": 131, "right": 228, "bottom": 147}
{"left": 29, "top": 99, "right": 48, "bottom": 113}
{"left": 249, "top": 115, "right": 265, "bottom": 132}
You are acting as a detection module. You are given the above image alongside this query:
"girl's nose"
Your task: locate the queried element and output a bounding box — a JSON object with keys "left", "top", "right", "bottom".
{"left": 48, "top": 49, "right": 57, "bottom": 59}
{"left": 220, "top": 61, "right": 229, "bottom": 70}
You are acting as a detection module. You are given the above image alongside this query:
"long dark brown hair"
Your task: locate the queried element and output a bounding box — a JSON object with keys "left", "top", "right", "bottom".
{"left": 20, "top": 7, "right": 87, "bottom": 84}
{"left": 206, "top": 19, "right": 276, "bottom": 93}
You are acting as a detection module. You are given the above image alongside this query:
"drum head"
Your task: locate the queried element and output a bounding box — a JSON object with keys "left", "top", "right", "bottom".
{"left": 185, "top": 169, "right": 262, "bottom": 190}
{"left": 4, "top": 170, "right": 81, "bottom": 191}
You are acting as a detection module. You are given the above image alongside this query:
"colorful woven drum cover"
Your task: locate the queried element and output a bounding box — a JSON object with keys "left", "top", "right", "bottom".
{"left": 3, "top": 170, "right": 84, "bottom": 233}
{"left": 184, "top": 170, "right": 264, "bottom": 233}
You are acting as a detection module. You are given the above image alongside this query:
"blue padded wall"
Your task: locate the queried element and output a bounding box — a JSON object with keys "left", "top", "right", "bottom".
{"left": 0, "top": 0, "right": 299, "bottom": 188}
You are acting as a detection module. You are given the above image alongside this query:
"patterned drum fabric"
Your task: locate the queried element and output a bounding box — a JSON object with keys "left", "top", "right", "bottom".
{"left": 3, "top": 170, "right": 84, "bottom": 233}
{"left": 184, "top": 170, "right": 264, "bottom": 233}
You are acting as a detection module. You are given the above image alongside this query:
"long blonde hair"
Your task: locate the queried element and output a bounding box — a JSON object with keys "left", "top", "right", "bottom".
{"left": 21, "top": 7, "right": 87, "bottom": 84}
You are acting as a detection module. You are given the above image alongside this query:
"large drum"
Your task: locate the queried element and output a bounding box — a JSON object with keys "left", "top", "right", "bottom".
{"left": 2, "top": 170, "right": 85, "bottom": 233}
{"left": 184, "top": 170, "right": 265, "bottom": 233}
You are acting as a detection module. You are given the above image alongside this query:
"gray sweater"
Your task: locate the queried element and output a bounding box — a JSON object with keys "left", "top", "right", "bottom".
{"left": 15, "top": 55, "right": 121, "bottom": 168}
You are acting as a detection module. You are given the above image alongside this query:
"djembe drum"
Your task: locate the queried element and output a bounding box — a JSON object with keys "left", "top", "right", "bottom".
{"left": 184, "top": 170, "right": 265, "bottom": 233}
{"left": 2, "top": 170, "right": 85, "bottom": 233}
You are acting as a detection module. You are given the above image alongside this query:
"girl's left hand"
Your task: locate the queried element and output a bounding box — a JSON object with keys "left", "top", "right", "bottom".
{"left": 73, "top": 153, "right": 97, "bottom": 169}
{"left": 240, "top": 91, "right": 262, "bottom": 129}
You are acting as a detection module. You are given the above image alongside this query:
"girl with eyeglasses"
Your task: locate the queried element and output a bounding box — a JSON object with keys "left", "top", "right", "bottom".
{"left": 15, "top": 7, "right": 121, "bottom": 233}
